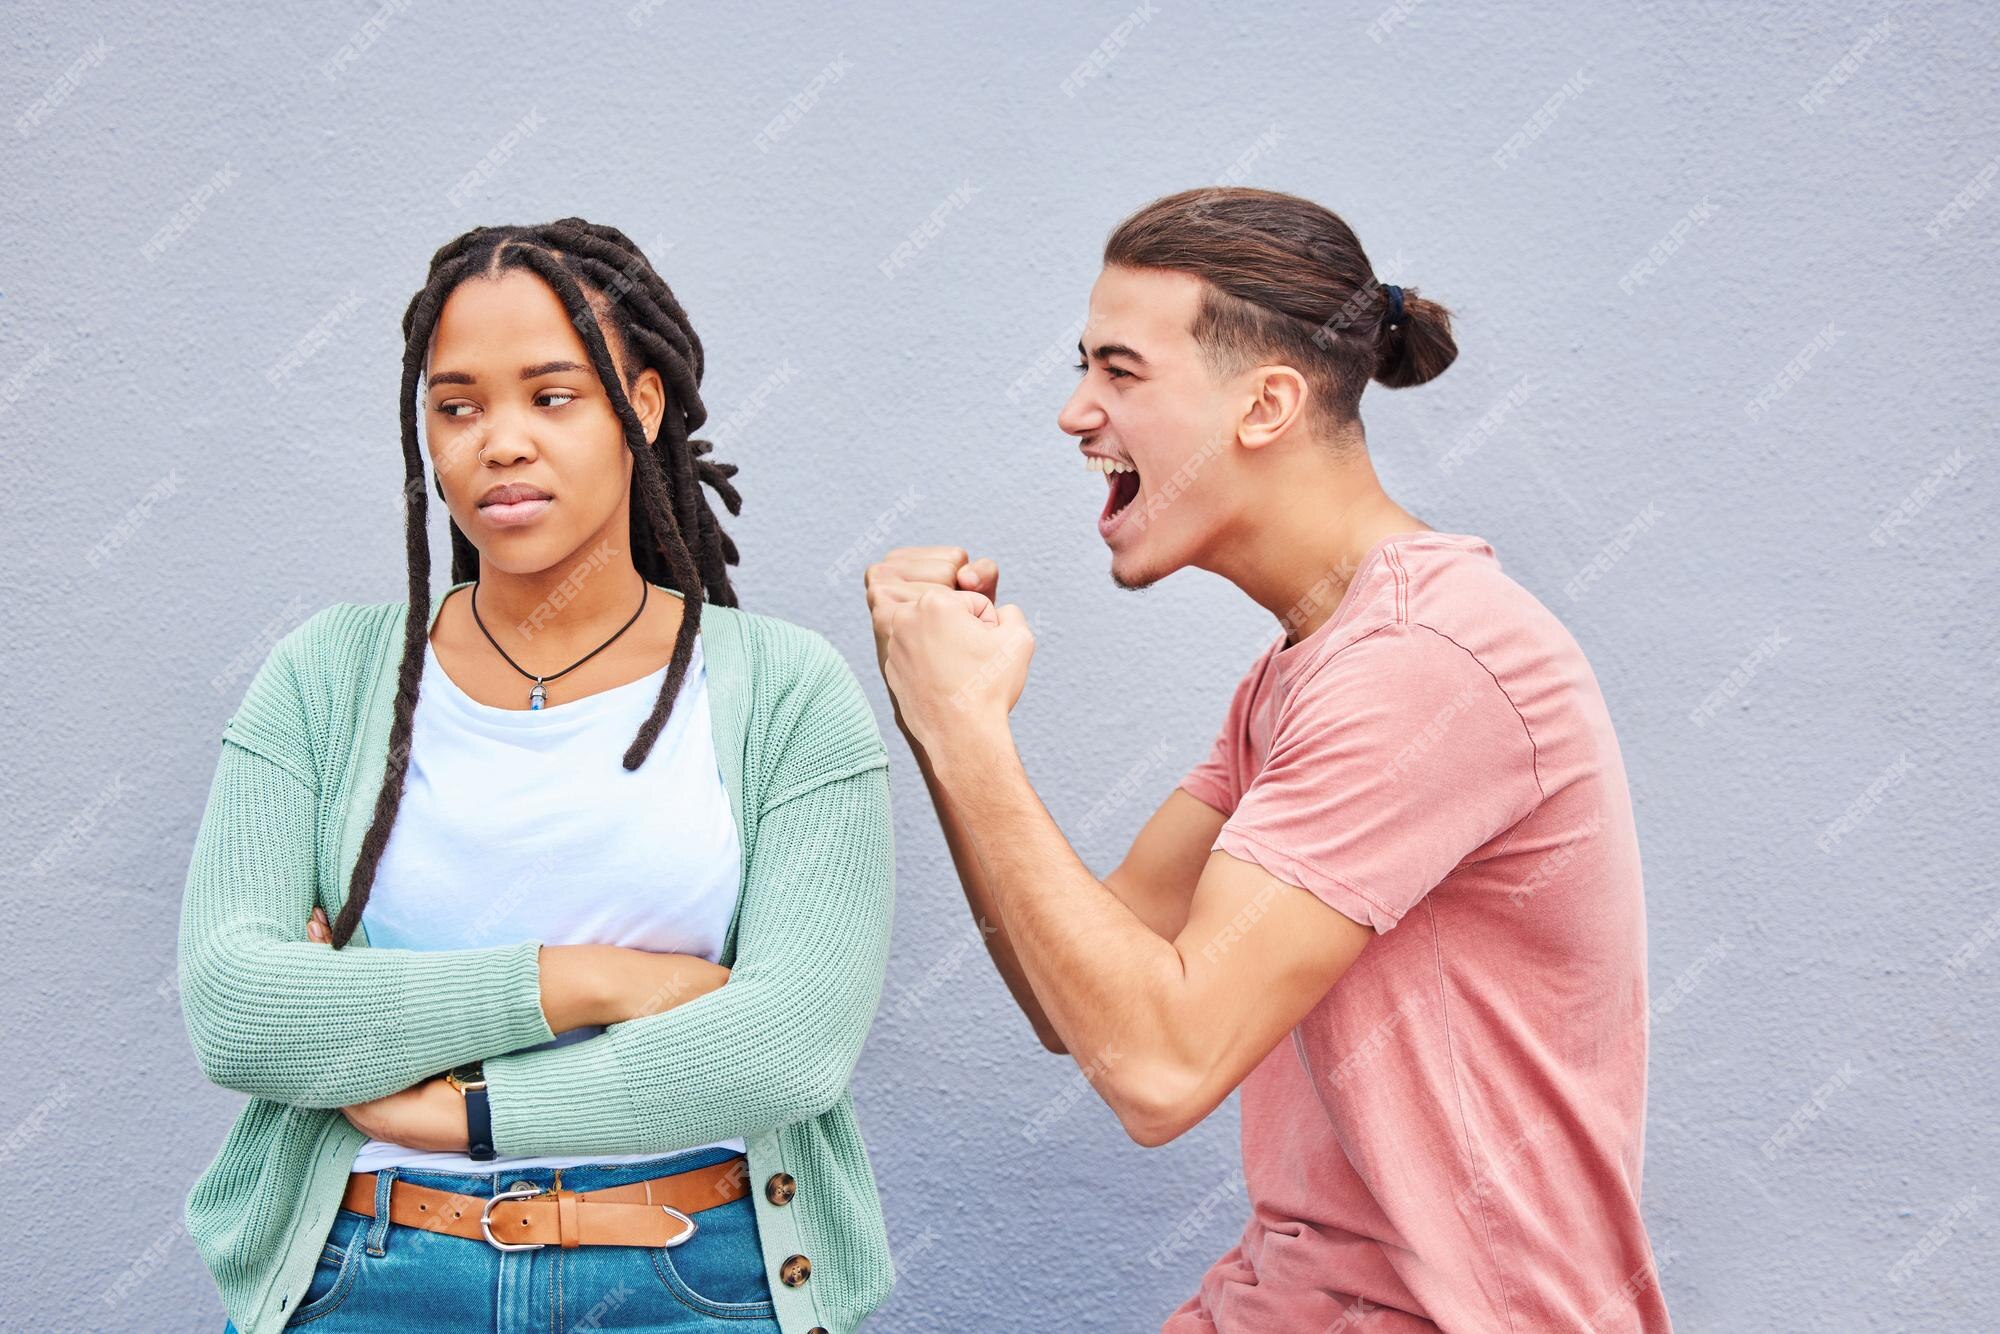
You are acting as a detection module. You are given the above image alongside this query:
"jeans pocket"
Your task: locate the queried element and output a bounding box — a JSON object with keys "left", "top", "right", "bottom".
{"left": 284, "top": 1207, "right": 370, "bottom": 1327}
{"left": 646, "top": 1195, "right": 778, "bottom": 1319}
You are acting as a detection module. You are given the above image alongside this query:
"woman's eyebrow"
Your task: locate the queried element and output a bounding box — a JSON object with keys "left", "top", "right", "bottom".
{"left": 426, "top": 359, "right": 592, "bottom": 388}
{"left": 519, "top": 358, "right": 590, "bottom": 378}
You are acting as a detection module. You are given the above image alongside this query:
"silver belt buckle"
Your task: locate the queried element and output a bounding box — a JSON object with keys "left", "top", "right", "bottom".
{"left": 481, "top": 1183, "right": 546, "bottom": 1251}
{"left": 479, "top": 1181, "right": 700, "bottom": 1250}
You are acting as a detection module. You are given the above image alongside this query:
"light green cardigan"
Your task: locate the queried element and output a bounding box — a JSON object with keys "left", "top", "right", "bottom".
{"left": 177, "top": 582, "right": 896, "bottom": 1334}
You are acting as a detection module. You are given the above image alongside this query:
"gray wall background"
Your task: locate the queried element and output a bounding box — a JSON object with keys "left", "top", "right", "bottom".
{"left": 5, "top": 1, "right": 1995, "bottom": 1329}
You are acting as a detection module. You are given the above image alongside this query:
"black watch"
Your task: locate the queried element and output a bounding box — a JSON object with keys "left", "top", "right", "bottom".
{"left": 445, "top": 1061, "right": 494, "bottom": 1161}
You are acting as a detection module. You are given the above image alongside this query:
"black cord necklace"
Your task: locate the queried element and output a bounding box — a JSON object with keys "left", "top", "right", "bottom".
{"left": 468, "top": 578, "right": 649, "bottom": 710}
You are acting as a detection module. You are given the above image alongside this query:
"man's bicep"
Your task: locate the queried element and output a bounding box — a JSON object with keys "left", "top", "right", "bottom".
{"left": 1102, "top": 787, "right": 1229, "bottom": 940}
{"left": 1155, "top": 849, "right": 1371, "bottom": 1131}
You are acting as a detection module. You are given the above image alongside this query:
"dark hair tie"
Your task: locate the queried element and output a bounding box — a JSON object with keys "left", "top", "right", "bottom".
{"left": 1382, "top": 283, "right": 1405, "bottom": 331}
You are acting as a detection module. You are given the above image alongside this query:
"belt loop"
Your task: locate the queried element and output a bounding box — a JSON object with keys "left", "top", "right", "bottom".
{"left": 557, "top": 1185, "right": 581, "bottom": 1248}
{"left": 367, "top": 1167, "right": 397, "bottom": 1256}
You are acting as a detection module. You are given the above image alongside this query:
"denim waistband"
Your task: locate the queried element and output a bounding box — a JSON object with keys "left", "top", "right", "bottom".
{"left": 353, "top": 1144, "right": 748, "bottom": 1199}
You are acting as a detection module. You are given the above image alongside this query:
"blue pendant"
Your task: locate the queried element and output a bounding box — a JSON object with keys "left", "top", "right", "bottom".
{"left": 529, "top": 680, "right": 546, "bottom": 710}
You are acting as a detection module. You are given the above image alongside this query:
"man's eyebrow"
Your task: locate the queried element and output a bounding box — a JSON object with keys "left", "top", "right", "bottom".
{"left": 426, "top": 359, "right": 592, "bottom": 388}
{"left": 1078, "top": 340, "right": 1151, "bottom": 367}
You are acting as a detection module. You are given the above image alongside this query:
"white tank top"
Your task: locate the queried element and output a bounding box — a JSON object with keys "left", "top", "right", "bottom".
{"left": 349, "top": 631, "right": 745, "bottom": 1173}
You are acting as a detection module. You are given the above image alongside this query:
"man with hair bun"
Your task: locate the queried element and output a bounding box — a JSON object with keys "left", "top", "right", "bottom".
{"left": 867, "top": 188, "right": 1673, "bottom": 1331}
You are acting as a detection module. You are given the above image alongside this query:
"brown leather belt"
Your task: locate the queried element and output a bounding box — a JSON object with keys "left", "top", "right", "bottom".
{"left": 340, "top": 1154, "right": 749, "bottom": 1251}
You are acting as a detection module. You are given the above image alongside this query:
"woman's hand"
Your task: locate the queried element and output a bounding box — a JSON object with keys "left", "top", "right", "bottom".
{"left": 327, "top": 953, "right": 729, "bottom": 1152}
{"left": 303, "top": 905, "right": 728, "bottom": 1147}
{"left": 308, "top": 907, "right": 729, "bottom": 1030}
{"left": 339, "top": 1075, "right": 466, "bottom": 1152}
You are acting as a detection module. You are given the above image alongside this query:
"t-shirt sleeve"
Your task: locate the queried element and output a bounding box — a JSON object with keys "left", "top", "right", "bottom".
{"left": 1213, "top": 623, "right": 1541, "bottom": 933}
{"left": 1177, "top": 650, "right": 1269, "bottom": 816}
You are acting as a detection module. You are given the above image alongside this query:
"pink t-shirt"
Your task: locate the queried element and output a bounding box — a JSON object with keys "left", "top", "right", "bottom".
{"left": 1163, "top": 530, "right": 1672, "bottom": 1333}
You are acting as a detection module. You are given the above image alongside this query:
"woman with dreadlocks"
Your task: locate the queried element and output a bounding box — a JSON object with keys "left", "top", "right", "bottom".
{"left": 179, "top": 220, "right": 896, "bottom": 1334}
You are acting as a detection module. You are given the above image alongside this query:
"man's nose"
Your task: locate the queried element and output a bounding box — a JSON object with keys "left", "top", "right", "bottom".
{"left": 1057, "top": 382, "right": 1104, "bottom": 437}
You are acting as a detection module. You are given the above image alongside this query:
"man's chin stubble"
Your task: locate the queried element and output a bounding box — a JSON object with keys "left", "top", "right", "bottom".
{"left": 1110, "top": 562, "right": 1162, "bottom": 592}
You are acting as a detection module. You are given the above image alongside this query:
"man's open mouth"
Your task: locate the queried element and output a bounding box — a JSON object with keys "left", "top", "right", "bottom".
{"left": 1089, "top": 455, "right": 1142, "bottom": 524}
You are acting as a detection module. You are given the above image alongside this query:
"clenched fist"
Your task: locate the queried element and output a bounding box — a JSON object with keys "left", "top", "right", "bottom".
{"left": 865, "top": 546, "right": 1033, "bottom": 753}
{"left": 863, "top": 546, "right": 1001, "bottom": 730}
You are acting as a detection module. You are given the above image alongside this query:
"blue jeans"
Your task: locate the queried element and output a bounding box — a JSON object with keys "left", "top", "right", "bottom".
{"left": 223, "top": 1145, "right": 779, "bottom": 1331}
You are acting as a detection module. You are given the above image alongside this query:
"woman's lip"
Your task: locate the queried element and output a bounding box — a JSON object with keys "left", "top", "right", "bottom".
{"left": 478, "top": 496, "right": 554, "bottom": 526}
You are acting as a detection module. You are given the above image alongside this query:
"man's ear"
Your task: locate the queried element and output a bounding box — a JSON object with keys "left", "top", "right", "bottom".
{"left": 1237, "top": 364, "right": 1309, "bottom": 452}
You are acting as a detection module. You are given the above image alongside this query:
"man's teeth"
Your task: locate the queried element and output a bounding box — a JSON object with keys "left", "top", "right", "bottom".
{"left": 1085, "top": 456, "right": 1138, "bottom": 475}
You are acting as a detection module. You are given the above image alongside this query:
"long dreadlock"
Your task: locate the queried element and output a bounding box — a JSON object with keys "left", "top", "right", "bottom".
{"left": 329, "top": 219, "right": 742, "bottom": 948}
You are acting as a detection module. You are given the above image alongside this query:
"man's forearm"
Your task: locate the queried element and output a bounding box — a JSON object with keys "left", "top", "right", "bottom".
{"left": 924, "top": 722, "right": 1188, "bottom": 1130}
{"left": 896, "top": 709, "right": 1067, "bottom": 1050}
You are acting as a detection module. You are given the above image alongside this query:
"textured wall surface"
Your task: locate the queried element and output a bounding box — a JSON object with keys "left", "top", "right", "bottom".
{"left": 4, "top": 2, "right": 1995, "bottom": 1329}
